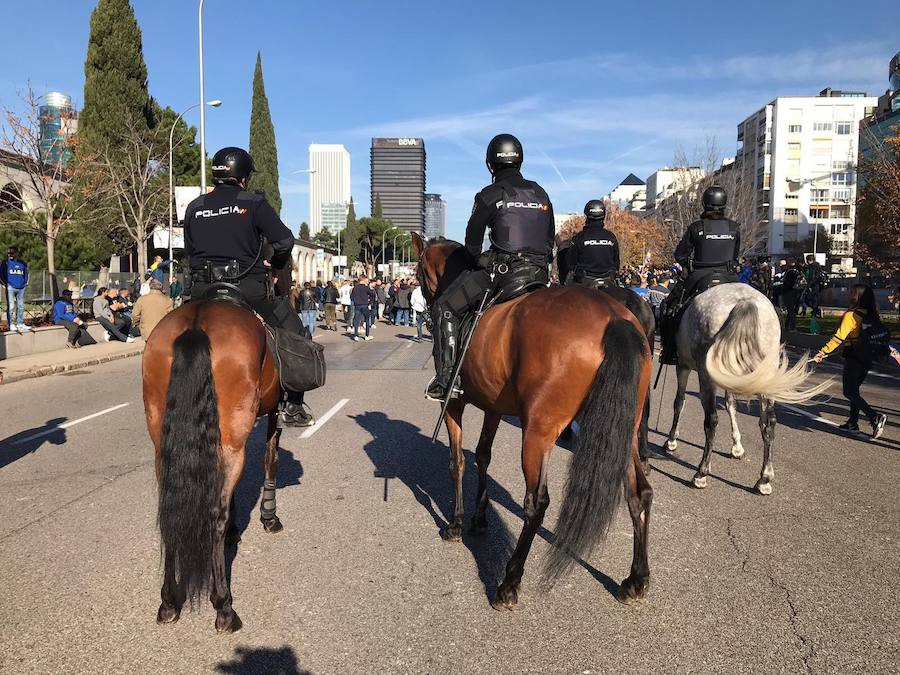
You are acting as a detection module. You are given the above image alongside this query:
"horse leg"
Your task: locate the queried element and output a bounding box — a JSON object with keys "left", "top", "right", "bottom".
{"left": 261, "top": 412, "right": 284, "bottom": 533}
{"left": 224, "top": 495, "right": 240, "bottom": 546}
{"left": 157, "top": 547, "right": 186, "bottom": 624}
{"left": 619, "top": 445, "right": 653, "bottom": 604}
{"left": 754, "top": 396, "right": 776, "bottom": 495}
{"left": 210, "top": 450, "right": 245, "bottom": 633}
{"left": 472, "top": 412, "right": 501, "bottom": 533}
{"left": 492, "top": 431, "right": 552, "bottom": 611}
{"left": 440, "top": 400, "right": 466, "bottom": 542}
{"left": 665, "top": 364, "right": 691, "bottom": 452}
{"left": 724, "top": 391, "right": 745, "bottom": 459}
{"left": 693, "top": 373, "right": 718, "bottom": 489}
{"left": 639, "top": 391, "right": 651, "bottom": 475}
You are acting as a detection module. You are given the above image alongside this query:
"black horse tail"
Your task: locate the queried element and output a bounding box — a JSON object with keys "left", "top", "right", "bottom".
{"left": 544, "top": 318, "right": 647, "bottom": 583}
{"left": 157, "top": 328, "right": 220, "bottom": 604}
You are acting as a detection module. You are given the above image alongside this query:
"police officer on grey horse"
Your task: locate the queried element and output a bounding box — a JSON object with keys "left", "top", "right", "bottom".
{"left": 426, "top": 133, "right": 555, "bottom": 401}
{"left": 659, "top": 185, "right": 741, "bottom": 365}
{"left": 183, "top": 146, "right": 315, "bottom": 427}
{"left": 562, "top": 199, "right": 620, "bottom": 288}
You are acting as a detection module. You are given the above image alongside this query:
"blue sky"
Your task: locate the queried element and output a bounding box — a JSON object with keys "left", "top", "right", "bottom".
{"left": 2, "top": 1, "right": 897, "bottom": 240}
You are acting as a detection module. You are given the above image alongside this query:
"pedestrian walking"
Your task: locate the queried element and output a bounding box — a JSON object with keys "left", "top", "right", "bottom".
{"left": 781, "top": 258, "right": 805, "bottom": 331}
{"left": 339, "top": 280, "right": 353, "bottom": 328}
{"left": 813, "top": 284, "right": 888, "bottom": 438}
{"left": 350, "top": 275, "right": 373, "bottom": 341}
{"left": 410, "top": 281, "right": 429, "bottom": 341}
{"left": 395, "top": 281, "right": 412, "bottom": 326}
{"left": 375, "top": 281, "right": 387, "bottom": 321}
{"left": 322, "top": 280, "right": 339, "bottom": 330}
{"left": 296, "top": 282, "right": 319, "bottom": 337}
{"left": 1, "top": 246, "right": 31, "bottom": 332}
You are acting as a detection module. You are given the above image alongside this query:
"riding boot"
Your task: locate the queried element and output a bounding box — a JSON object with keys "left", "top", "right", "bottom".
{"left": 280, "top": 390, "right": 315, "bottom": 428}
{"left": 658, "top": 296, "right": 680, "bottom": 366}
{"left": 426, "top": 315, "right": 461, "bottom": 401}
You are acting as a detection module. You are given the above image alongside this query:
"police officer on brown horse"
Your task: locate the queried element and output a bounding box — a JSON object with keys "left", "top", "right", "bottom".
{"left": 425, "top": 134, "right": 555, "bottom": 400}
{"left": 659, "top": 185, "right": 741, "bottom": 365}
{"left": 183, "top": 146, "right": 314, "bottom": 426}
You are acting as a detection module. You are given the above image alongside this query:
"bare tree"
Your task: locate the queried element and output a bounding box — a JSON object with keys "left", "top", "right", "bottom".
{"left": 89, "top": 118, "right": 168, "bottom": 275}
{"left": 856, "top": 124, "right": 900, "bottom": 275}
{"left": 653, "top": 137, "right": 765, "bottom": 258}
{"left": 1, "top": 85, "right": 94, "bottom": 296}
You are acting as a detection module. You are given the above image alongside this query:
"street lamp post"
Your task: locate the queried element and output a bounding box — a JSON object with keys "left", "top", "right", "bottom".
{"left": 381, "top": 227, "right": 397, "bottom": 273}
{"left": 198, "top": 0, "right": 208, "bottom": 192}
{"left": 169, "top": 100, "right": 222, "bottom": 282}
{"left": 392, "top": 232, "right": 404, "bottom": 263}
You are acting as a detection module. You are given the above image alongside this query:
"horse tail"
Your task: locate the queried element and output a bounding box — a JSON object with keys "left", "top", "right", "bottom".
{"left": 157, "top": 328, "right": 220, "bottom": 604}
{"left": 545, "top": 318, "right": 647, "bottom": 583}
{"left": 705, "top": 300, "right": 830, "bottom": 403}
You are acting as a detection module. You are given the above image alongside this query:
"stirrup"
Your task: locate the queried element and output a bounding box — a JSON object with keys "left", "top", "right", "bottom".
{"left": 425, "top": 377, "right": 462, "bottom": 402}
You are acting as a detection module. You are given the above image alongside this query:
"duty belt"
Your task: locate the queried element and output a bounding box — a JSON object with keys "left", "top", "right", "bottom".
{"left": 193, "top": 260, "right": 265, "bottom": 284}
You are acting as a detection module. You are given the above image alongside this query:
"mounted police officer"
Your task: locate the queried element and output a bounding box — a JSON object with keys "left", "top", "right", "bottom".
{"left": 659, "top": 185, "right": 741, "bottom": 364}
{"left": 426, "top": 133, "right": 555, "bottom": 401}
{"left": 563, "top": 199, "right": 620, "bottom": 289}
{"left": 183, "top": 146, "right": 314, "bottom": 427}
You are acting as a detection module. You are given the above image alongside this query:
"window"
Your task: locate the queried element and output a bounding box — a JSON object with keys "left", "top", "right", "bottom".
{"left": 831, "top": 205, "right": 851, "bottom": 218}
{"left": 811, "top": 189, "right": 829, "bottom": 202}
{"left": 788, "top": 124, "right": 802, "bottom": 133}
{"left": 836, "top": 122, "right": 852, "bottom": 135}
{"left": 810, "top": 207, "right": 829, "bottom": 219}
{"left": 787, "top": 142, "right": 801, "bottom": 159}
{"left": 832, "top": 172, "right": 851, "bottom": 185}
{"left": 832, "top": 188, "right": 851, "bottom": 202}
{"left": 785, "top": 193, "right": 798, "bottom": 200}
{"left": 830, "top": 223, "right": 850, "bottom": 235}
{"left": 813, "top": 122, "right": 833, "bottom": 132}
{"left": 832, "top": 160, "right": 849, "bottom": 170}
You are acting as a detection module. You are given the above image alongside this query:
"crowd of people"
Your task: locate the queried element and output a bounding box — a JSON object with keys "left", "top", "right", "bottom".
{"left": 289, "top": 276, "right": 431, "bottom": 343}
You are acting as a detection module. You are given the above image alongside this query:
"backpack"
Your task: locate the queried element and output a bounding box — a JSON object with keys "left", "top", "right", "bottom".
{"left": 855, "top": 311, "right": 891, "bottom": 364}
{"left": 793, "top": 270, "right": 808, "bottom": 292}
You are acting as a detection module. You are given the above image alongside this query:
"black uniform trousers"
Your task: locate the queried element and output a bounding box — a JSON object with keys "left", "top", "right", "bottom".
{"left": 190, "top": 277, "right": 304, "bottom": 335}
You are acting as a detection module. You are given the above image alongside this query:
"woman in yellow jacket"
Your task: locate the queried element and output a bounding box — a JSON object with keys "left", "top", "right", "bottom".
{"left": 813, "top": 284, "right": 887, "bottom": 438}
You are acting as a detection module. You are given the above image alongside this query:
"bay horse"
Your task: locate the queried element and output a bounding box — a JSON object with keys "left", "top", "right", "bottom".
{"left": 664, "top": 283, "right": 830, "bottom": 494}
{"left": 413, "top": 234, "right": 653, "bottom": 609}
{"left": 142, "top": 300, "right": 285, "bottom": 633}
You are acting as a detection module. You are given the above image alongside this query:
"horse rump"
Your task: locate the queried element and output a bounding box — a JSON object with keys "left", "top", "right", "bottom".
{"left": 157, "top": 328, "right": 220, "bottom": 604}
{"left": 544, "top": 318, "right": 647, "bottom": 583}
{"left": 705, "top": 300, "right": 830, "bottom": 403}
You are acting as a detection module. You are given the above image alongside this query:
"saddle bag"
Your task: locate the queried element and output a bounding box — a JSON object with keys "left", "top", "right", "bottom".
{"left": 268, "top": 328, "right": 327, "bottom": 392}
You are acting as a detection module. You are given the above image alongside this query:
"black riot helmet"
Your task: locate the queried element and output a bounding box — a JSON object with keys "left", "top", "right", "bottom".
{"left": 485, "top": 134, "right": 523, "bottom": 174}
{"left": 584, "top": 199, "right": 607, "bottom": 224}
{"left": 211, "top": 147, "right": 256, "bottom": 185}
{"left": 701, "top": 185, "right": 727, "bottom": 213}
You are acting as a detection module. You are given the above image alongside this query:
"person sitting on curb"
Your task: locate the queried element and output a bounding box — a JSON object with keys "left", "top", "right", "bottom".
{"left": 53, "top": 289, "right": 93, "bottom": 349}
{"left": 92, "top": 287, "right": 133, "bottom": 343}
{"left": 132, "top": 277, "right": 173, "bottom": 339}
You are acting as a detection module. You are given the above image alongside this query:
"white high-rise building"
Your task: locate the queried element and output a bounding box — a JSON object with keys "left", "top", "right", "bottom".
{"left": 737, "top": 88, "right": 877, "bottom": 269}
{"left": 424, "top": 193, "right": 446, "bottom": 239}
{"left": 308, "top": 144, "right": 351, "bottom": 236}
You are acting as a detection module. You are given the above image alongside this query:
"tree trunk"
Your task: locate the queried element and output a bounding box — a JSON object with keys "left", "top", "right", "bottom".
{"left": 136, "top": 226, "right": 148, "bottom": 277}
{"left": 46, "top": 232, "right": 59, "bottom": 301}
{"left": 98, "top": 264, "right": 110, "bottom": 287}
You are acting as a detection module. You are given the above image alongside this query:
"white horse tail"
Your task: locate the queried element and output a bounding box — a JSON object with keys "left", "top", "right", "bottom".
{"left": 705, "top": 301, "right": 830, "bottom": 404}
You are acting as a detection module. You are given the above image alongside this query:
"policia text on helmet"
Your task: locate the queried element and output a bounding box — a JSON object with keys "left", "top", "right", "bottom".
{"left": 485, "top": 133, "right": 524, "bottom": 175}
{"left": 211, "top": 146, "right": 256, "bottom": 189}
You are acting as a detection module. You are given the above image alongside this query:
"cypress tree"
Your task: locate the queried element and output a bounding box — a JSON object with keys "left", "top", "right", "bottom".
{"left": 343, "top": 198, "right": 360, "bottom": 265}
{"left": 80, "top": 0, "right": 154, "bottom": 148}
{"left": 299, "top": 222, "right": 311, "bottom": 240}
{"left": 373, "top": 193, "right": 384, "bottom": 219}
{"left": 248, "top": 52, "right": 281, "bottom": 213}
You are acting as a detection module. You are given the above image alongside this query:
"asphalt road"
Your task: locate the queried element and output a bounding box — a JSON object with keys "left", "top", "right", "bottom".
{"left": 1, "top": 321, "right": 898, "bottom": 674}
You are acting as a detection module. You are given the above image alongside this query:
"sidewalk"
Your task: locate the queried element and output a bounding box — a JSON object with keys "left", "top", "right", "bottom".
{"left": 0, "top": 339, "right": 144, "bottom": 385}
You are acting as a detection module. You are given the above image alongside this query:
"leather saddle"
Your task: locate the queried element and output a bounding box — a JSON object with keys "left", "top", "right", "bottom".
{"left": 684, "top": 270, "right": 739, "bottom": 302}
{"left": 198, "top": 282, "right": 254, "bottom": 312}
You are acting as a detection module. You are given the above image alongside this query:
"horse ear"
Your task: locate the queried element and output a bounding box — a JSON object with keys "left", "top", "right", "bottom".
{"left": 411, "top": 232, "right": 426, "bottom": 257}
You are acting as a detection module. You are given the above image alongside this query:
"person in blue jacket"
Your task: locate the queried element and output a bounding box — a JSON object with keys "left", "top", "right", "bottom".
{"left": 1, "top": 246, "right": 31, "bottom": 332}
{"left": 52, "top": 289, "right": 90, "bottom": 348}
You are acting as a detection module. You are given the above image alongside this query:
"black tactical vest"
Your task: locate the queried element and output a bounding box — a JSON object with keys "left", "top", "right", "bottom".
{"left": 489, "top": 185, "right": 554, "bottom": 257}
{"left": 693, "top": 218, "right": 739, "bottom": 269}
{"left": 574, "top": 225, "right": 618, "bottom": 276}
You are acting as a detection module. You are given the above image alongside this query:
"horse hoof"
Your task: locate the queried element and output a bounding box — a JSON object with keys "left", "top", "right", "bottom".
{"left": 692, "top": 474, "right": 708, "bottom": 489}
{"left": 156, "top": 604, "right": 181, "bottom": 624}
{"left": 731, "top": 445, "right": 745, "bottom": 459}
{"left": 491, "top": 585, "right": 518, "bottom": 611}
{"left": 665, "top": 439, "right": 678, "bottom": 452}
{"left": 754, "top": 480, "right": 773, "bottom": 496}
{"left": 262, "top": 516, "right": 283, "bottom": 533}
{"left": 440, "top": 524, "right": 462, "bottom": 542}
{"left": 617, "top": 575, "right": 650, "bottom": 605}
{"left": 215, "top": 609, "right": 242, "bottom": 634}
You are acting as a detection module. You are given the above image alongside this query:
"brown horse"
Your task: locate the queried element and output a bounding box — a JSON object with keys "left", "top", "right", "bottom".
{"left": 142, "top": 300, "right": 285, "bottom": 633}
{"left": 413, "top": 234, "right": 654, "bottom": 609}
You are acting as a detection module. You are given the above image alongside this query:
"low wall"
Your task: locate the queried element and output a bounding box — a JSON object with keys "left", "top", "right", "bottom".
{"left": 0, "top": 322, "right": 106, "bottom": 360}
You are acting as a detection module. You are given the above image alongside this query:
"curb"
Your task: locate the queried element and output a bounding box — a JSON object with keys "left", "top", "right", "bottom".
{"left": 0, "top": 346, "right": 144, "bottom": 385}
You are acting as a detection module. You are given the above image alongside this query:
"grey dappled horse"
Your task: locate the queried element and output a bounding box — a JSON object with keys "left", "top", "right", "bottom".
{"left": 665, "top": 283, "right": 829, "bottom": 495}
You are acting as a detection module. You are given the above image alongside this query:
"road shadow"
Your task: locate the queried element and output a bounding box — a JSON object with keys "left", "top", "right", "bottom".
{"left": 0, "top": 418, "right": 67, "bottom": 469}
{"left": 215, "top": 645, "right": 310, "bottom": 675}
{"left": 353, "top": 410, "right": 620, "bottom": 603}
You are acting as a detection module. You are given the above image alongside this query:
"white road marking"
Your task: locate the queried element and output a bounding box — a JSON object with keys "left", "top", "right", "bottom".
{"left": 780, "top": 403, "right": 838, "bottom": 427}
{"left": 300, "top": 398, "right": 350, "bottom": 439}
{"left": 13, "top": 403, "right": 131, "bottom": 445}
